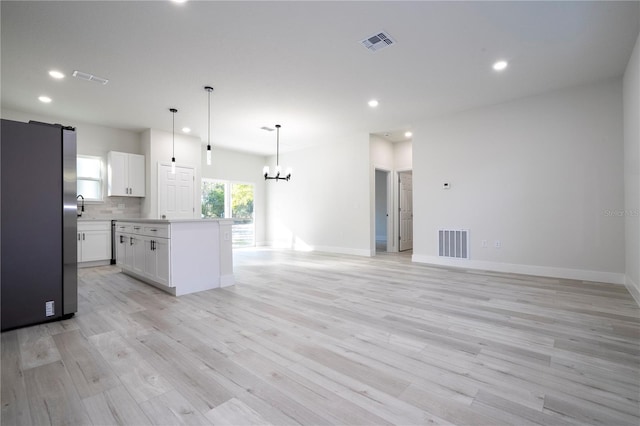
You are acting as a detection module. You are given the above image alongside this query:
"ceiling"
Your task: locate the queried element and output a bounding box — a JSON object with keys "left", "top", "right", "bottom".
{"left": 1, "top": 1, "right": 638, "bottom": 155}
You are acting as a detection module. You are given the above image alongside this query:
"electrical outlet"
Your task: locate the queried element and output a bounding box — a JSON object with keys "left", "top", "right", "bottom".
{"left": 118, "top": 203, "right": 125, "bottom": 209}
{"left": 481, "top": 240, "right": 488, "bottom": 248}
{"left": 495, "top": 240, "right": 501, "bottom": 249}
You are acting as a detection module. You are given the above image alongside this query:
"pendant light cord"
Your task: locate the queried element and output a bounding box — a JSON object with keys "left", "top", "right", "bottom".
{"left": 276, "top": 124, "right": 280, "bottom": 168}
{"left": 208, "top": 89, "right": 211, "bottom": 147}
{"left": 172, "top": 111, "right": 175, "bottom": 158}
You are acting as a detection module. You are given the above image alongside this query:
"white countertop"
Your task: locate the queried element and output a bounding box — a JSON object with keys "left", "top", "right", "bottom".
{"left": 115, "top": 218, "right": 233, "bottom": 224}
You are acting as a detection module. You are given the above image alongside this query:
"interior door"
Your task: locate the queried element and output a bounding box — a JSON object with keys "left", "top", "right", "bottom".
{"left": 399, "top": 171, "right": 413, "bottom": 251}
{"left": 159, "top": 164, "right": 195, "bottom": 219}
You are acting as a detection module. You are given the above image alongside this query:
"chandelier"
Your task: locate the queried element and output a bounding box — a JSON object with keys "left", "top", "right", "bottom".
{"left": 263, "top": 124, "right": 292, "bottom": 181}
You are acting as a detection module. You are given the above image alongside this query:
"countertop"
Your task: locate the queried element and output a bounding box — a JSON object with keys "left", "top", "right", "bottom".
{"left": 114, "top": 218, "right": 233, "bottom": 224}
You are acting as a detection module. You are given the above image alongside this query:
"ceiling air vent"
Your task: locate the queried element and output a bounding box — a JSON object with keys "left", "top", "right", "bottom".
{"left": 360, "top": 31, "right": 395, "bottom": 52}
{"left": 72, "top": 70, "right": 109, "bottom": 85}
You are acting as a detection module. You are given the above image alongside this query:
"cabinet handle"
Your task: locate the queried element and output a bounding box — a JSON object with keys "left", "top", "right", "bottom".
{"left": 78, "top": 233, "right": 81, "bottom": 241}
{"left": 119, "top": 235, "right": 124, "bottom": 244}
{"left": 151, "top": 240, "right": 156, "bottom": 251}
{"left": 133, "top": 226, "right": 140, "bottom": 230}
{"left": 83, "top": 233, "right": 85, "bottom": 241}
{"left": 149, "top": 228, "right": 157, "bottom": 232}
{"left": 129, "top": 237, "right": 134, "bottom": 246}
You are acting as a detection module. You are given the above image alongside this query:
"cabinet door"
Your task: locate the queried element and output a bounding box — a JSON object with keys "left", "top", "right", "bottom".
{"left": 128, "top": 154, "right": 145, "bottom": 197}
{"left": 115, "top": 232, "right": 126, "bottom": 265}
{"left": 124, "top": 235, "right": 134, "bottom": 269}
{"left": 144, "top": 238, "right": 157, "bottom": 281}
{"left": 132, "top": 236, "right": 146, "bottom": 275}
{"left": 77, "top": 232, "right": 83, "bottom": 262}
{"left": 107, "top": 151, "right": 128, "bottom": 196}
{"left": 81, "top": 230, "right": 111, "bottom": 262}
{"left": 154, "top": 239, "right": 171, "bottom": 287}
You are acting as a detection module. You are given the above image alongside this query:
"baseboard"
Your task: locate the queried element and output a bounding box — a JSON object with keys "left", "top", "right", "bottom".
{"left": 262, "top": 241, "right": 372, "bottom": 257}
{"left": 624, "top": 276, "right": 640, "bottom": 307}
{"left": 220, "top": 274, "right": 235, "bottom": 288}
{"left": 313, "top": 245, "right": 372, "bottom": 257}
{"left": 78, "top": 259, "right": 112, "bottom": 268}
{"left": 411, "top": 255, "right": 625, "bottom": 285}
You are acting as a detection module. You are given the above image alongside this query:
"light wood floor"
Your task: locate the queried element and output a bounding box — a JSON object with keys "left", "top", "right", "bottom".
{"left": 2, "top": 248, "right": 639, "bottom": 425}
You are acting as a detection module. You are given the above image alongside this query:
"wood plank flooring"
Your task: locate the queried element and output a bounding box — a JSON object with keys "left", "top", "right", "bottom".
{"left": 2, "top": 248, "right": 639, "bottom": 425}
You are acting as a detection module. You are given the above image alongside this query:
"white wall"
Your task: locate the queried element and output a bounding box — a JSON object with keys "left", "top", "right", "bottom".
{"left": 0, "top": 108, "right": 142, "bottom": 156}
{"left": 413, "top": 79, "right": 625, "bottom": 284}
{"left": 624, "top": 32, "right": 640, "bottom": 303}
{"left": 201, "top": 146, "right": 267, "bottom": 246}
{"left": 141, "top": 128, "right": 202, "bottom": 219}
{"left": 266, "top": 132, "right": 371, "bottom": 256}
{"left": 394, "top": 140, "right": 413, "bottom": 171}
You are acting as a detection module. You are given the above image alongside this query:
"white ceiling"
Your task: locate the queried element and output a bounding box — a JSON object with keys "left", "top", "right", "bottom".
{"left": 1, "top": 1, "right": 638, "bottom": 155}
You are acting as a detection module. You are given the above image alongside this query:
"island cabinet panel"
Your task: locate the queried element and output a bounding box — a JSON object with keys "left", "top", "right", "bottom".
{"left": 114, "top": 219, "right": 233, "bottom": 296}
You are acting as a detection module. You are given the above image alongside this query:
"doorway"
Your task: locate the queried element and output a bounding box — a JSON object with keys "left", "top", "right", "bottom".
{"left": 375, "top": 169, "right": 391, "bottom": 252}
{"left": 399, "top": 171, "right": 413, "bottom": 252}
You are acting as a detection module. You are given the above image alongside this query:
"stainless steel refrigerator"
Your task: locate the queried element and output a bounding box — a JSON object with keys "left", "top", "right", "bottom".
{"left": 1, "top": 119, "right": 78, "bottom": 331}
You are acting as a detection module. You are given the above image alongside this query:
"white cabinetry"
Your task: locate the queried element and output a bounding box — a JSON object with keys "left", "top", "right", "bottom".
{"left": 115, "top": 219, "right": 233, "bottom": 296}
{"left": 116, "top": 222, "right": 172, "bottom": 290}
{"left": 78, "top": 221, "right": 111, "bottom": 265}
{"left": 107, "top": 151, "right": 145, "bottom": 197}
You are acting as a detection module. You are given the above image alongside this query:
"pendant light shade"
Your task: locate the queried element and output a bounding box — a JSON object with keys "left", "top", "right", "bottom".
{"left": 205, "top": 86, "right": 213, "bottom": 165}
{"left": 169, "top": 108, "right": 177, "bottom": 174}
{"left": 263, "top": 124, "right": 292, "bottom": 182}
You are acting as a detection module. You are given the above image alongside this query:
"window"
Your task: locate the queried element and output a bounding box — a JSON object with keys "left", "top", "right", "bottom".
{"left": 202, "top": 179, "right": 255, "bottom": 247}
{"left": 77, "top": 155, "right": 103, "bottom": 201}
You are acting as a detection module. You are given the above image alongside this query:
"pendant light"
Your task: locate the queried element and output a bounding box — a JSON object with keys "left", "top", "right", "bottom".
{"left": 263, "top": 124, "right": 292, "bottom": 182}
{"left": 169, "top": 108, "right": 177, "bottom": 174}
{"left": 204, "top": 86, "right": 213, "bottom": 165}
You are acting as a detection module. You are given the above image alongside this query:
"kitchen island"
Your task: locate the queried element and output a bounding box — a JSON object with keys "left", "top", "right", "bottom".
{"left": 114, "top": 219, "right": 234, "bottom": 296}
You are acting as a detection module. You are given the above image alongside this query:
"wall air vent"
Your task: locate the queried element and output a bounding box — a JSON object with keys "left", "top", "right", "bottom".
{"left": 72, "top": 70, "right": 109, "bottom": 85}
{"left": 360, "top": 31, "right": 395, "bottom": 52}
{"left": 438, "top": 229, "right": 470, "bottom": 259}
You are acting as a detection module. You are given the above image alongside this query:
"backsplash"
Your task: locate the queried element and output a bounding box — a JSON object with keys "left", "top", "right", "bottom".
{"left": 81, "top": 196, "right": 142, "bottom": 219}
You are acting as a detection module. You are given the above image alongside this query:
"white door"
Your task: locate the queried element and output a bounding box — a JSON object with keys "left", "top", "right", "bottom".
{"left": 399, "top": 171, "right": 413, "bottom": 251}
{"left": 159, "top": 165, "right": 195, "bottom": 219}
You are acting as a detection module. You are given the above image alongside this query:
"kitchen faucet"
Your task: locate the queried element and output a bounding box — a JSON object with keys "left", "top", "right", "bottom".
{"left": 76, "top": 194, "right": 84, "bottom": 217}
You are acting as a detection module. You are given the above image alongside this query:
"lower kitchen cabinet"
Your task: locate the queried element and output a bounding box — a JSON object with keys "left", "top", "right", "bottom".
{"left": 78, "top": 221, "right": 111, "bottom": 266}
{"left": 115, "top": 219, "right": 233, "bottom": 296}
{"left": 144, "top": 237, "right": 170, "bottom": 287}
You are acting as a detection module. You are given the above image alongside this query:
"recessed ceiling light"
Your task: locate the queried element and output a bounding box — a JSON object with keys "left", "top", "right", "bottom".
{"left": 182, "top": 127, "right": 191, "bottom": 133}
{"left": 171, "top": 0, "right": 188, "bottom": 3}
{"left": 368, "top": 99, "right": 379, "bottom": 108}
{"left": 38, "top": 95, "right": 52, "bottom": 103}
{"left": 493, "top": 60, "right": 508, "bottom": 71}
{"left": 48, "top": 70, "right": 65, "bottom": 79}
{"left": 404, "top": 131, "right": 413, "bottom": 138}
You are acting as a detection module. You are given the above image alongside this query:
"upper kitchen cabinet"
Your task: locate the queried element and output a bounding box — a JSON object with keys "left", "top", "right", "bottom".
{"left": 107, "top": 151, "right": 145, "bottom": 197}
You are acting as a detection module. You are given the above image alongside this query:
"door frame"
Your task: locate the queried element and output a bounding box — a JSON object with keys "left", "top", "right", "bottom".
{"left": 371, "top": 165, "right": 394, "bottom": 254}
{"left": 374, "top": 168, "right": 393, "bottom": 253}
